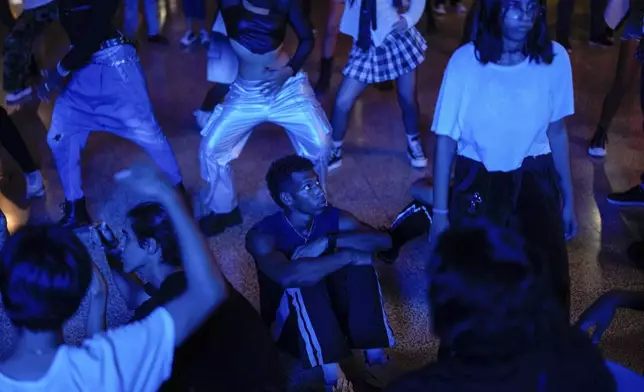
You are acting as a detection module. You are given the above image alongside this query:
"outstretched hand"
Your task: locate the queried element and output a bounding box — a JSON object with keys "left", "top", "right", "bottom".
{"left": 114, "top": 163, "right": 175, "bottom": 200}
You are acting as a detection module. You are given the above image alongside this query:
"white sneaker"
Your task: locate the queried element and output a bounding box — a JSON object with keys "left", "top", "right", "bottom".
{"left": 455, "top": 2, "right": 467, "bottom": 13}
{"left": 180, "top": 30, "right": 198, "bottom": 47}
{"left": 25, "top": 171, "right": 45, "bottom": 199}
{"left": 193, "top": 109, "right": 212, "bottom": 129}
{"left": 407, "top": 136, "right": 428, "bottom": 168}
{"left": 434, "top": 4, "right": 447, "bottom": 14}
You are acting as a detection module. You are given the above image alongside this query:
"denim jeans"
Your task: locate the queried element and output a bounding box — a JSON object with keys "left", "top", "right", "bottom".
{"left": 123, "top": 0, "right": 161, "bottom": 37}
{"left": 48, "top": 44, "right": 182, "bottom": 201}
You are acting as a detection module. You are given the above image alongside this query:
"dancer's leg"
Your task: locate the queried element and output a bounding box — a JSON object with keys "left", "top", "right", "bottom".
{"left": 268, "top": 73, "right": 331, "bottom": 190}
{"left": 329, "top": 76, "right": 368, "bottom": 169}
{"left": 3, "top": 2, "right": 57, "bottom": 102}
{"left": 314, "top": 0, "right": 345, "bottom": 94}
{"left": 396, "top": 69, "right": 427, "bottom": 168}
{"left": 588, "top": 39, "right": 639, "bottom": 157}
{"left": 198, "top": 81, "right": 265, "bottom": 235}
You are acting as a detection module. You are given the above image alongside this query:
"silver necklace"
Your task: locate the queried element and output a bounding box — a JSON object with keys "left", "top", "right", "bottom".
{"left": 284, "top": 215, "right": 315, "bottom": 243}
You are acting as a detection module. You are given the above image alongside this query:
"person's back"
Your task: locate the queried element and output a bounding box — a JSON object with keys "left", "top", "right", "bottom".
{"left": 387, "top": 219, "right": 617, "bottom": 392}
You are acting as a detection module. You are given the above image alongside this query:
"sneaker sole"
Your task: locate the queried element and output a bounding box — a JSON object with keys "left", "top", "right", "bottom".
{"left": 606, "top": 199, "right": 644, "bottom": 206}
{"left": 407, "top": 153, "right": 428, "bottom": 168}
{"left": 329, "top": 159, "right": 342, "bottom": 171}
{"left": 587, "top": 147, "right": 606, "bottom": 158}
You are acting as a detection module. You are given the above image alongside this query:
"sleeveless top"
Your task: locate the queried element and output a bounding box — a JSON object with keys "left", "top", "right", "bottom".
{"left": 219, "top": 0, "right": 314, "bottom": 73}
{"left": 252, "top": 206, "right": 341, "bottom": 325}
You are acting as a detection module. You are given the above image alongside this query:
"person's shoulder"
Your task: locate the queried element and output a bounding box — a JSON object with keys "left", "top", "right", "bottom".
{"left": 550, "top": 40, "right": 571, "bottom": 65}
{"left": 450, "top": 42, "right": 477, "bottom": 64}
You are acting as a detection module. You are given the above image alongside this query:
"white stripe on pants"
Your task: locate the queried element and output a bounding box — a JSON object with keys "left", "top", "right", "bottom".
{"left": 199, "top": 71, "right": 331, "bottom": 214}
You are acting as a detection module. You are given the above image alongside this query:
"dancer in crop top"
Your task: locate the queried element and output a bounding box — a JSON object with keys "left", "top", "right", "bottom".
{"left": 198, "top": 0, "right": 330, "bottom": 236}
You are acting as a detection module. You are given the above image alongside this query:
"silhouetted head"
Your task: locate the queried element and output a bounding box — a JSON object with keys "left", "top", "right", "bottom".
{"left": 266, "top": 155, "right": 327, "bottom": 215}
{"left": 120, "top": 202, "right": 180, "bottom": 276}
{"left": 0, "top": 225, "right": 92, "bottom": 331}
{"left": 474, "top": 0, "right": 553, "bottom": 64}
{"left": 429, "top": 219, "right": 551, "bottom": 357}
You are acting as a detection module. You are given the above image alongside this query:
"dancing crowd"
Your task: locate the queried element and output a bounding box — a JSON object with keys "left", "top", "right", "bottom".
{"left": 1, "top": 0, "right": 644, "bottom": 391}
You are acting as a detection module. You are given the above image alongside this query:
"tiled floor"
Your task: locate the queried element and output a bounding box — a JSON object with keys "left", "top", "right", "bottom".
{"left": 2, "top": 0, "right": 644, "bottom": 389}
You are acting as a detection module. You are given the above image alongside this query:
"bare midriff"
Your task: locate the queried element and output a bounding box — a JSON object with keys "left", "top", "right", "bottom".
{"left": 229, "top": 39, "right": 290, "bottom": 81}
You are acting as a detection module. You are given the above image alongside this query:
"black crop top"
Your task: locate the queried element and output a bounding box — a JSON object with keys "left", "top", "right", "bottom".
{"left": 219, "top": 0, "right": 314, "bottom": 74}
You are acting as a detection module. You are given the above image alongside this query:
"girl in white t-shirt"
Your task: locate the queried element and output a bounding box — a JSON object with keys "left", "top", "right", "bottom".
{"left": 430, "top": 0, "right": 576, "bottom": 312}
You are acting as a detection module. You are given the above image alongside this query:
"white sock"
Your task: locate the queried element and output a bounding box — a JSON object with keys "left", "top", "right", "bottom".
{"left": 322, "top": 362, "right": 345, "bottom": 385}
{"left": 365, "top": 348, "right": 388, "bottom": 365}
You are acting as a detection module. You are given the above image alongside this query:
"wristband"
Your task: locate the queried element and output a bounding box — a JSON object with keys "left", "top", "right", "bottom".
{"left": 432, "top": 207, "right": 449, "bottom": 215}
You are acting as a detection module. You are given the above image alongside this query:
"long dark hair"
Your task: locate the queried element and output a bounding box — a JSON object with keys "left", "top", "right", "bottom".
{"left": 473, "top": 0, "right": 553, "bottom": 64}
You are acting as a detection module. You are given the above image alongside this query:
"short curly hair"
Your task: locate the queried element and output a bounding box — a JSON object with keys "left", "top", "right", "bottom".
{"left": 266, "top": 155, "right": 315, "bottom": 208}
{"left": 127, "top": 202, "right": 181, "bottom": 267}
{"left": 0, "top": 225, "right": 92, "bottom": 331}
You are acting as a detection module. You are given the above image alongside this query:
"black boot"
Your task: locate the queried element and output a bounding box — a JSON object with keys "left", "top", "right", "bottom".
{"left": 59, "top": 198, "right": 91, "bottom": 228}
{"left": 314, "top": 57, "right": 333, "bottom": 95}
{"left": 198, "top": 207, "right": 243, "bottom": 237}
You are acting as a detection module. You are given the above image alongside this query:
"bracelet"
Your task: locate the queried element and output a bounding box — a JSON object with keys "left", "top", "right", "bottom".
{"left": 432, "top": 207, "right": 449, "bottom": 215}
{"left": 56, "top": 62, "right": 70, "bottom": 77}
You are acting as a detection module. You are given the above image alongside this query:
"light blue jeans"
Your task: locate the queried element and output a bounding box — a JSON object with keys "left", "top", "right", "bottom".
{"left": 48, "top": 44, "right": 183, "bottom": 201}
{"left": 123, "top": 0, "right": 160, "bottom": 37}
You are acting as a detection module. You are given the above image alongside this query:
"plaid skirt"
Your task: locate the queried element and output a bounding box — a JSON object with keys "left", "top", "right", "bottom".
{"left": 343, "top": 27, "right": 427, "bottom": 84}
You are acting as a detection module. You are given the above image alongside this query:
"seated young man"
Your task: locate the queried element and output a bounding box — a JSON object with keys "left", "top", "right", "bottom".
{"left": 386, "top": 220, "right": 641, "bottom": 391}
{"left": 0, "top": 164, "right": 228, "bottom": 391}
{"left": 246, "top": 155, "right": 395, "bottom": 391}
{"left": 96, "top": 202, "right": 284, "bottom": 392}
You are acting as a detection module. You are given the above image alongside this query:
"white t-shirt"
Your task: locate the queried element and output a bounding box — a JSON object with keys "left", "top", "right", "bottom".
{"left": 0, "top": 307, "right": 175, "bottom": 392}
{"left": 432, "top": 41, "right": 575, "bottom": 172}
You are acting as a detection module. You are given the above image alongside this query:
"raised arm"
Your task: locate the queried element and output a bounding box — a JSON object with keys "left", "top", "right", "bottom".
{"left": 246, "top": 228, "right": 370, "bottom": 288}
{"left": 285, "top": 0, "right": 315, "bottom": 74}
{"left": 115, "top": 165, "right": 228, "bottom": 347}
{"left": 59, "top": 0, "right": 119, "bottom": 72}
{"left": 335, "top": 210, "right": 392, "bottom": 252}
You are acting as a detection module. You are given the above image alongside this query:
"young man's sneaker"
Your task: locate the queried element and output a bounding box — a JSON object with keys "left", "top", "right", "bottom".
{"left": 180, "top": 31, "right": 198, "bottom": 47}
{"left": 455, "top": 2, "right": 467, "bottom": 13}
{"left": 434, "top": 4, "right": 447, "bottom": 14}
{"left": 407, "top": 136, "right": 428, "bottom": 168}
{"left": 25, "top": 171, "right": 45, "bottom": 199}
{"left": 607, "top": 184, "right": 644, "bottom": 206}
{"left": 329, "top": 145, "right": 343, "bottom": 171}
